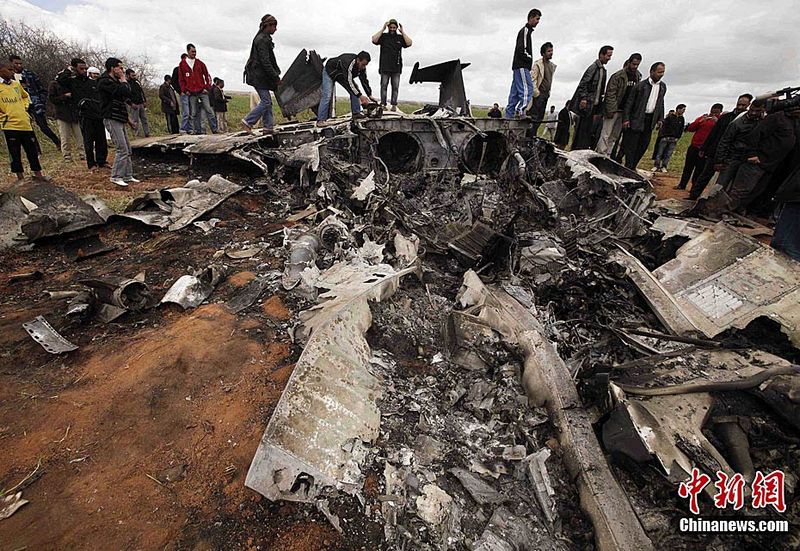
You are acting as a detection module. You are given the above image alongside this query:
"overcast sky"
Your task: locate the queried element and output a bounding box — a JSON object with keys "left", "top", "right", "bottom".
{"left": 3, "top": 0, "right": 799, "bottom": 120}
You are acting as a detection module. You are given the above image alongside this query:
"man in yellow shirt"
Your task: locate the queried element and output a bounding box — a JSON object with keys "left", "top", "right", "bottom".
{"left": 0, "top": 61, "right": 45, "bottom": 180}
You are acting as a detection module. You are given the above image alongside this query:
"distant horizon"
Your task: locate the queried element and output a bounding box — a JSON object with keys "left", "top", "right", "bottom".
{"left": 3, "top": 0, "right": 798, "bottom": 121}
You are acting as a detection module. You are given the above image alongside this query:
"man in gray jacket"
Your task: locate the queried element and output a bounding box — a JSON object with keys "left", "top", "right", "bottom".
{"left": 242, "top": 14, "right": 280, "bottom": 133}
{"left": 621, "top": 62, "right": 667, "bottom": 169}
{"left": 596, "top": 53, "right": 641, "bottom": 155}
{"left": 570, "top": 45, "right": 613, "bottom": 150}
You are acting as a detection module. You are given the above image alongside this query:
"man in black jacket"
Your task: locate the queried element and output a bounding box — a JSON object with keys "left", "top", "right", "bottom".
{"left": 125, "top": 68, "right": 149, "bottom": 137}
{"left": 570, "top": 45, "right": 613, "bottom": 150}
{"left": 771, "top": 107, "right": 800, "bottom": 260}
{"left": 505, "top": 9, "right": 541, "bottom": 119}
{"left": 57, "top": 58, "right": 108, "bottom": 170}
{"left": 98, "top": 57, "right": 139, "bottom": 187}
{"left": 688, "top": 93, "right": 752, "bottom": 199}
{"left": 653, "top": 104, "right": 685, "bottom": 171}
{"left": 243, "top": 14, "right": 281, "bottom": 133}
{"left": 50, "top": 67, "right": 84, "bottom": 161}
{"left": 725, "top": 106, "right": 795, "bottom": 213}
{"left": 713, "top": 100, "right": 767, "bottom": 189}
{"left": 159, "top": 75, "right": 179, "bottom": 134}
{"left": 554, "top": 101, "right": 572, "bottom": 149}
{"left": 621, "top": 62, "right": 667, "bottom": 170}
{"left": 317, "top": 52, "right": 376, "bottom": 122}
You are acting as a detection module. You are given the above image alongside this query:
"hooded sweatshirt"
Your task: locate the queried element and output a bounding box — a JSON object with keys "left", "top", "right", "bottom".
{"left": 98, "top": 71, "right": 132, "bottom": 122}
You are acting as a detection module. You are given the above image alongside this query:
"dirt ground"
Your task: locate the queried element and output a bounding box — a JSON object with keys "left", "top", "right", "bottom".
{"left": 0, "top": 164, "right": 348, "bottom": 550}
{"left": 0, "top": 156, "right": 764, "bottom": 550}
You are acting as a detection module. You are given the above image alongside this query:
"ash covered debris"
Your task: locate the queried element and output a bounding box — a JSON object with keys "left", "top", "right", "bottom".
{"left": 6, "top": 88, "right": 800, "bottom": 550}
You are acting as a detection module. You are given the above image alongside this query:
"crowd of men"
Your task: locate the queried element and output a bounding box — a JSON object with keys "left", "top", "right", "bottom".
{"left": 0, "top": 8, "right": 798, "bottom": 259}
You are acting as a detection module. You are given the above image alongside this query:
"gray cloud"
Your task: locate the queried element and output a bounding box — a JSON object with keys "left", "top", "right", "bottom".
{"left": 3, "top": 0, "right": 799, "bottom": 120}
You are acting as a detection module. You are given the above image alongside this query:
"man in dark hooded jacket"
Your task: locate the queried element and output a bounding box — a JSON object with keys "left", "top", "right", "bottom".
{"left": 98, "top": 57, "right": 138, "bottom": 186}
{"left": 242, "top": 14, "right": 281, "bottom": 133}
{"left": 57, "top": 57, "right": 107, "bottom": 170}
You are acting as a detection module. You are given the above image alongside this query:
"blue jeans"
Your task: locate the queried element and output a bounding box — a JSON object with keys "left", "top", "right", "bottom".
{"left": 654, "top": 137, "right": 678, "bottom": 169}
{"left": 505, "top": 68, "right": 533, "bottom": 118}
{"left": 771, "top": 202, "right": 800, "bottom": 261}
{"left": 189, "top": 92, "right": 218, "bottom": 134}
{"left": 244, "top": 88, "right": 274, "bottom": 129}
{"left": 180, "top": 93, "right": 191, "bottom": 132}
{"left": 317, "top": 70, "right": 361, "bottom": 122}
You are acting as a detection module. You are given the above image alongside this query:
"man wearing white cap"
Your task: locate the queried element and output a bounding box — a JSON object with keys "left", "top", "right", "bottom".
{"left": 88, "top": 67, "right": 100, "bottom": 79}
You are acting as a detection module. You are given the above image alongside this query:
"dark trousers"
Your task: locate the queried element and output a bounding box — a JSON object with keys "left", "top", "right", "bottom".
{"left": 652, "top": 136, "right": 662, "bottom": 160}
{"left": 772, "top": 202, "right": 800, "bottom": 261}
{"left": 622, "top": 115, "right": 654, "bottom": 170}
{"left": 164, "top": 111, "right": 179, "bottom": 134}
{"left": 33, "top": 112, "right": 60, "bottom": 148}
{"left": 727, "top": 162, "right": 769, "bottom": 213}
{"left": 529, "top": 92, "right": 550, "bottom": 135}
{"left": 4, "top": 129, "right": 42, "bottom": 173}
{"left": 571, "top": 108, "right": 595, "bottom": 150}
{"left": 678, "top": 145, "right": 706, "bottom": 188}
{"left": 80, "top": 117, "right": 108, "bottom": 169}
{"left": 689, "top": 157, "right": 718, "bottom": 199}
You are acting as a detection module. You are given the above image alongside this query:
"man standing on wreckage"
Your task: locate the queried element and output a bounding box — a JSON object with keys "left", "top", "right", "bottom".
{"left": 505, "top": 8, "right": 541, "bottom": 119}
{"left": 316, "top": 51, "right": 378, "bottom": 122}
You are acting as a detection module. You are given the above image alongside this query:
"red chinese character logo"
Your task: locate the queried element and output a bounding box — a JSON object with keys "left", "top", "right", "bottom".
{"left": 752, "top": 470, "right": 786, "bottom": 512}
{"left": 678, "top": 468, "right": 711, "bottom": 514}
{"left": 713, "top": 471, "right": 745, "bottom": 510}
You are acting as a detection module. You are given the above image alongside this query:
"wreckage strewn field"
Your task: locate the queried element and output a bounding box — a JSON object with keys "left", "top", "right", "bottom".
{"left": 1, "top": 113, "right": 799, "bottom": 551}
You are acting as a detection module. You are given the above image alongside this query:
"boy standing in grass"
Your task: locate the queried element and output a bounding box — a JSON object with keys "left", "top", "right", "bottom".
{"left": 0, "top": 61, "right": 45, "bottom": 180}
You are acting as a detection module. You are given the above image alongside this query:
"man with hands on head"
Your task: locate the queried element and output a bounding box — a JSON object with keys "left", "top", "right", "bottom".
{"left": 371, "top": 18, "right": 412, "bottom": 112}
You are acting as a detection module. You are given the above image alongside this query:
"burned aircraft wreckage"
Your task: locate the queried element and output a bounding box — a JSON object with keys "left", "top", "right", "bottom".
{"left": 3, "top": 53, "right": 800, "bottom": 550}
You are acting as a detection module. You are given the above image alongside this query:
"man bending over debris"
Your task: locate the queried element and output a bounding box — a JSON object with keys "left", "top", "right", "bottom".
{"left": 372, "top": 18, "right": 412, "bottom": 112}
{"left": 317, "top": 51, "right": 376, "bottom": 122}
{"left": 243, "top": 14, "right": 281, "bottom": 133}
{"left": 0, "top": 61, "right": 46, "bottom": 180}
{"left": 98, "top": 57, "right": 140, "bottom": 187}
{"left": 621, "top": 62, "right": 667, "bottom": 170}
{"left": 505, "top": 8, "right": 541, "bottom": 119}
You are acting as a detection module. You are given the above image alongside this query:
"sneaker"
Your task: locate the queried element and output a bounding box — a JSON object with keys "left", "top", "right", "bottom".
{"left": 389, "top": 105, "right": 397, "bottom": 112}
{"left": 110, "top": 178, "right": 128, "bottom": 187}
{"left": 660, "top": 167, "right": 668, "bottom": 173}
{"left": 241, "top": 119, "right": 253, "bottom": 132}
{"left": 124, "top": 177, "right": 141, "bottom": 183}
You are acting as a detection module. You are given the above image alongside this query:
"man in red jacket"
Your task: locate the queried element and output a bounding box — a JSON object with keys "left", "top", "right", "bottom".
{"left": 178, "top": 43, "right": 218, "bottom": 134}
{"left": 676, "top": 103, "right": 722, "bottom": 189}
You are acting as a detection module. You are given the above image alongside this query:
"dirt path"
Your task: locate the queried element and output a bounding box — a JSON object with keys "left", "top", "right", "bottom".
{"left": 0, "top": 179, "right": 344, "bottom": 549}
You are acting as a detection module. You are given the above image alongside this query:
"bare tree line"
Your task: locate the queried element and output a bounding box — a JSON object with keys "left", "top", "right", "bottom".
{"left": 0, "top": 19, "right": 154, "bottom": 90}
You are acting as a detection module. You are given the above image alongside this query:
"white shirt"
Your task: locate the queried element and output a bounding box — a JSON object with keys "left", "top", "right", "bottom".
{"left": 545, "top": 111, "right": 558, "bottom": 129}
{"left": 186, "top": 58, "right": 195, "bottom": 70}
{"left": 645, "top": 78, "right": 661, "bottom": 114}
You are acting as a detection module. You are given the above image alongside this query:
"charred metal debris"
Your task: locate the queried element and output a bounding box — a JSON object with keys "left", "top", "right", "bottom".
{"left": 5, "top": 80, "right": 800, "bottom": 550}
